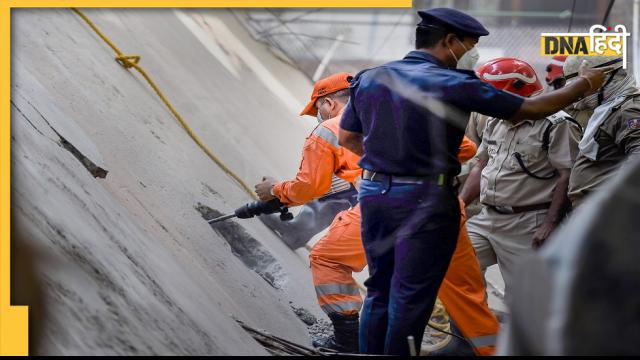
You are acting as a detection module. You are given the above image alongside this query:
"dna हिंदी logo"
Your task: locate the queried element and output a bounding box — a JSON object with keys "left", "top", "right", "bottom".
{"left": 540, "top": 25, "right": 630, "bottom": 69}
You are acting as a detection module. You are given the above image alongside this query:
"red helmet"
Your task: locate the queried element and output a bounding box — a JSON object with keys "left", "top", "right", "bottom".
{"left": 545, "top": 55, "right": 567, "bottom": 86}
{"left": 476, "top": 57, "right": 543, "bottom": 98}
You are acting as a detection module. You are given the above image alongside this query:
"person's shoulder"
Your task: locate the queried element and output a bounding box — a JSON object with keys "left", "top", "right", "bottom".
{"left": 617, "top": 94, "right": 640, "bottom": 133}
{"left": 472, "top": 112, "right": 492, "bottom": 125}
{"left": 313, "top": 117, "right": 344, "bottom": 146}
{"left": 605, "top": 92, "right": 640, "bottom": 129}
{"left": 619, "top": 92, "right": 640, "bottom": 113}
{"left": 481, "top": 117, "right": 502, "bottom": 135}
{"left": 439, "top": 69, "right": 484, "bottom": 91}
{"left": 353, "top": 61, "right": 400, "bottom": 81}
{"left": 451, "top": 68, "right": 478, "bottom": 78}
{"left": 350, "top": 68, "right": 372, "bottom": 89}
{"left": 352, "top": 68, "right": 370, "bottom": 80}
{"left": 351, "top": 63, "right": 406, "bottom": 93}
{"left": 545, "top": 110, "right": 580, "bottom": 128}
{"left": 321, "top": 116, "right": 341, "bottom": 133}
{"left": 435, "top": 68, "right": 478, "bottom": 82}
{"left": 356, "top": 57, "right": 440, "bottom": 79}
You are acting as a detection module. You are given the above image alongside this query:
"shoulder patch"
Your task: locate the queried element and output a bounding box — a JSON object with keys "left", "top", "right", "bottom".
{"left": 627, "top": 118, "right": 640, "bottom": 130}
{"left": 546, "top": 110, "right": 572, "bottom": 125}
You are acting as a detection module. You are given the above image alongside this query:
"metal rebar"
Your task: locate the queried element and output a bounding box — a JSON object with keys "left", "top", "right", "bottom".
{"left": 602, "top": 0, "right": 616, "bottom": 26}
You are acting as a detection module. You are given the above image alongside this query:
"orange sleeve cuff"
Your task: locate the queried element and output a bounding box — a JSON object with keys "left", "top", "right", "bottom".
{"left": 458, "top": 136, "right": 478, "bottom": 163}
{"left": 272, "top": 182, "right": 284, "bottom": 202}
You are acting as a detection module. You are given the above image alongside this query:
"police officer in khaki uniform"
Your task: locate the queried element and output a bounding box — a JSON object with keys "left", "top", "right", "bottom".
{"left": 564, "top": 56, "right": 640, "bottom": 208}
{"left": 460, "top": 58, "right": 582, "bottom": 299}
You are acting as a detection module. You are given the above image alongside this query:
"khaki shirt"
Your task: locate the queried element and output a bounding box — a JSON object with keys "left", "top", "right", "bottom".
{"left": 569, "top": 94, "right": 640, "bottom": 207}
{"left": 466, "top": 112, "right": 490, "bottom": 146}
{"left": 477, "top": 113, "right": 582, "bottom": 207}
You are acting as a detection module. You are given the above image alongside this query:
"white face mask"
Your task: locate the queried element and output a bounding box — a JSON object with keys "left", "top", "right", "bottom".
{"left": 448, "top": 38, "right": 479, "bottom": 70}
{"left": 457, "top": 46, "right": 480, "bottom": 70}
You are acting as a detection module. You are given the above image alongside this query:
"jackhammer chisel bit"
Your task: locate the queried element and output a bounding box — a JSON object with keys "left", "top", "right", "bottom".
{"left": 207, "top": 213, "right": 237, "bottom": 224}
{"left": 207, "top": 199, "right": 294, "bottom": 224}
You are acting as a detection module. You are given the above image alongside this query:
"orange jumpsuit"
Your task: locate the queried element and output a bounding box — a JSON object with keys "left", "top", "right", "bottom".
{"left": 273, "top": 111, "right": 498, "bottom": 355}
{"left": 443, "top": 141, "right": 500, "bottom": 356}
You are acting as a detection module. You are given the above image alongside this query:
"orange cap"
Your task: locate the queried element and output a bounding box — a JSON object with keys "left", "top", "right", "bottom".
{"left": 300, "top": 72, "right": 353, "bottom": 116}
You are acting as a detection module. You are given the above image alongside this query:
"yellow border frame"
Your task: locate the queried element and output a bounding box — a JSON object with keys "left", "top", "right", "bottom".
{"left": 0, "top": 1, "right": 26, "bottom": 357}
{"left": 0, "top": 0, "right": 411, "bottom": 356}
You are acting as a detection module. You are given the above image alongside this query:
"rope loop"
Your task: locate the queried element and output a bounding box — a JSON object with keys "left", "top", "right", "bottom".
{"left": 115, "top": 55, "right": 141, "bottom": 69}
{"left": 71, "top": 8, "right": 257, "bottom": 199}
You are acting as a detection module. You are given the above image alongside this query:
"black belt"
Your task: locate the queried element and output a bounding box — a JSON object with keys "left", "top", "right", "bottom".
{"left": 487, "top": 203, "right": 551, "bottom": 214}
{"left": 362, "top": 169, "right": 450, "bottom": 186}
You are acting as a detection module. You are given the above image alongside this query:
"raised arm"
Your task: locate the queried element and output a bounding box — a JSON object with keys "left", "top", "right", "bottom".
{"left": 509, "top": 63, "right": 615, "bottom": 123}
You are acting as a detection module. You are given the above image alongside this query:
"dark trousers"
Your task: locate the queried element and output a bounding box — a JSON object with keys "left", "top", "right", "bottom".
{"left": 358, "top": 178, "right": 460, "bottom": 355}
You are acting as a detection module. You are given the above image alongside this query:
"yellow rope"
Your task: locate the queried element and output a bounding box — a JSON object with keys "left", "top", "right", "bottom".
{"left": 71, "top": 8, "right": 258, "bottom": 200}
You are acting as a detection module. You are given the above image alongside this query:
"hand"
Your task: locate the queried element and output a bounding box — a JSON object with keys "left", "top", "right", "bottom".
{"left": 255, "top": 176, "right": 278, "bottom": 201}
{"left": 458, "top": 196, "right": 467, "bottom": 222}
{"left": 532, "top": 221, "right": 557, "bottom": 249}
{"left": 578, "top": 61, "right": 616, "bottom": 95}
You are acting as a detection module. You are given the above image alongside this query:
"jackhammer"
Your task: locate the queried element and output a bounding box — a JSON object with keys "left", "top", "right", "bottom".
{"left": 207, "top": 199, "right": 294, "bottom": 224}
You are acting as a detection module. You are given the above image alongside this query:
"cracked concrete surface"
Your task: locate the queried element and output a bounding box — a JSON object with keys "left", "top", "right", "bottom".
{"left": 11, "top": 8, "right": 323, "bottom": 355}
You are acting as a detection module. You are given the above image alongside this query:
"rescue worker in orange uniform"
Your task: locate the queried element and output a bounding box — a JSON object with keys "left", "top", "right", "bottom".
{"left": 256, "top": 73, "right": 364, "bottom": 353}
{"left": 255, "top": 73, "right": 499, "bottom": 355}
{"left": 427, "top": 151, "right": 500, "bottom": 356}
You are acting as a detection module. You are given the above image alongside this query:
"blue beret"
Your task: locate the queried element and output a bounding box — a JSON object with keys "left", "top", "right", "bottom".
{"left": 417, "top": 8, "right": 489, "bottom": 37}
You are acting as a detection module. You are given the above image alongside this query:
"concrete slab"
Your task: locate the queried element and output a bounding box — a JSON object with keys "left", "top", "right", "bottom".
{"left": 12, "top": 8, "right": 323, "bottom": 355}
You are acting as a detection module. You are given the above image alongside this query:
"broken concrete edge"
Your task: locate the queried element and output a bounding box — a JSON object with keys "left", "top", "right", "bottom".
{"left": 59, "top": 137, "right": 108, "bottom": 179}
{"left": 11, "top": 99, "right": 108, "bottom": 179}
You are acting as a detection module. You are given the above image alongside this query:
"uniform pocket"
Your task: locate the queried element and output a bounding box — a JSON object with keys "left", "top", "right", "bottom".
{"left": 485, "top": 140, "right": 500, "bottom": 166}
{"left": 509, "top": 143, "right": 543, "bottom": 171}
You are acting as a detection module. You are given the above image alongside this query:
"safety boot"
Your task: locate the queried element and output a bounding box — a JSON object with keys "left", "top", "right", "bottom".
{"left": 421, "top": 299, "right": 475, "bottom": 356}
{"left": 422, "top": 320, "right": 475, "bottom": 356}
{"left": 313, "top": 313, "right": 360, "bottom": 353}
